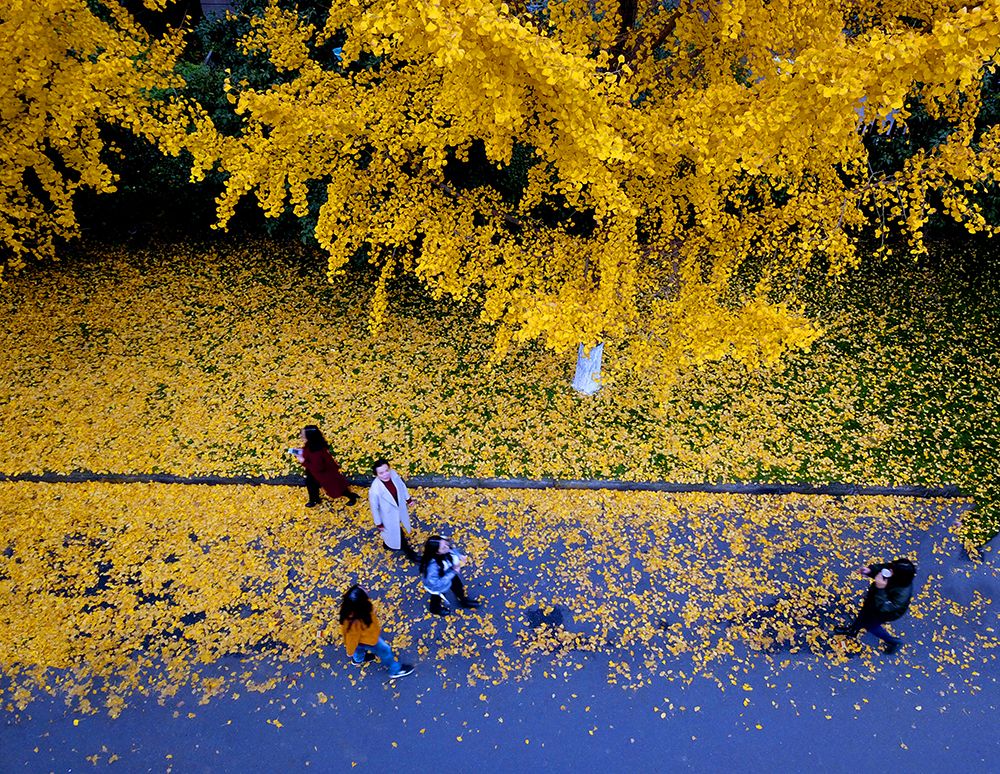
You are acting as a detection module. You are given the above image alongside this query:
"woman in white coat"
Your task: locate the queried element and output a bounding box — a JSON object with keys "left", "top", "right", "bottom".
{"left": 368, "top": 458, "right": 419, "bottom": 561}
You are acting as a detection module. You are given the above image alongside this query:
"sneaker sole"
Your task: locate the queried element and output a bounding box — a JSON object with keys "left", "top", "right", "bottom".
{"left": 387, "top": 670, "right": 414, "bottom": 680}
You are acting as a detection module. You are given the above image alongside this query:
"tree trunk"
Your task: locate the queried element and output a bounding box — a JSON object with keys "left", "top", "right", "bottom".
{"left": 572, "top": 343, "right": 604, "bottom": 395}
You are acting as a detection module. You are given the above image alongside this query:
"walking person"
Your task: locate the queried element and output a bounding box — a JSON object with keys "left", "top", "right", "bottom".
{"left": 338, "top": 585, "right": 414, "bottom": 680}
{"left": 834, "top": 557, "right": 916, "bottom": 654}
{"left": 419, "top": 535, "right": 481, "bottom": 617}
{"left": 293, "top": 425, "right": 358, "bottom": 508}
{"left": 368, "top": 458, "right": 419, "bottom": 561}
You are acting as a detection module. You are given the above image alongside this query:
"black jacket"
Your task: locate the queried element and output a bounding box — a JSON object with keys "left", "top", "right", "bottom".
{"left": 861, "top": 561, "right": 915, "bottom": 623}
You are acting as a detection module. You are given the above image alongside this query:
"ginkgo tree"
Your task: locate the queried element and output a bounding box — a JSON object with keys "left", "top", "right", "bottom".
{"left": 0, "top": 0, "right": 215, "bottom": 281}
{"left": 12, "top": 1, "right": 999, "bottom": 390}
{"left": 209, "top": 0, "right": 1000, "bottom": 390}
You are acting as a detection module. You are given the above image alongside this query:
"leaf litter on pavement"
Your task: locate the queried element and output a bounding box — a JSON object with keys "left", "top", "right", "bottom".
{"left": 0, "top": 482, "right": 995, "bottom": 718}
{"left": 0, "top": 239, "right": 997, "bottom": 543}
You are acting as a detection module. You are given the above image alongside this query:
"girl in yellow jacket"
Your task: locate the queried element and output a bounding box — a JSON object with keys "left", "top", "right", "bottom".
{"left": 339, "top": 585, "right": 414, "bottom": 679}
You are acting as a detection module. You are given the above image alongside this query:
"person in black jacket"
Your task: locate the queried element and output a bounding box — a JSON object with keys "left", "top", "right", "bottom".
{"left": 834, "top": 557, "right": 916, "bottom": 654}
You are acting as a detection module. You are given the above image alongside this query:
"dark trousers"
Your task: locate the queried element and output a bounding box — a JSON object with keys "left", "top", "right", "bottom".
{"left": 306, "top": 473, "right": 355, "bottom": 504}
{"left": 384, "top": 532, "right": 419, "bottom": 561}
{"left": 429, "top": 576, "right": 468, "bottom": 612}
{"left": 305, "top": 472, "right": 321, "bottom": 503}
{"left": 851, "top": 615, "right": 896, "bottom": 643}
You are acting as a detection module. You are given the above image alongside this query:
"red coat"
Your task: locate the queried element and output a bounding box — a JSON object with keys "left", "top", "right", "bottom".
{"left": 302, "top": 446, "right": 350, "bottom": 498}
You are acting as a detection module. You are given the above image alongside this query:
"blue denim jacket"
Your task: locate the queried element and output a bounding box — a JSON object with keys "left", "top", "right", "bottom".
{"left": 423, "top": 554, "right": 459, "bottom": 594}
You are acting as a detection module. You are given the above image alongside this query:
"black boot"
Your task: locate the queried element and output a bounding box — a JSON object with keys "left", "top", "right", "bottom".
{"left": 345, "top": 492, "right": 358, "bottom": 507}
{"left": 883, "top": 638, "right": 901, "bottom": 655}
{"left": 401, "top": 535, "right": 420, "bottom": 563}
{"left": 451, "top": 576, "right": 480, "bottom": 608}
{"left": 429, "top": 595, "right": 449, "bottom": 616}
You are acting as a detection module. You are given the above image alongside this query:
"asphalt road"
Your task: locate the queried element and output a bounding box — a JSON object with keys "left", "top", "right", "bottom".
{"left": 3, "top": 501, "right": 998, "bottom": 773}
{"left": 3, "top": 631, "right": 998, "bottom": 773}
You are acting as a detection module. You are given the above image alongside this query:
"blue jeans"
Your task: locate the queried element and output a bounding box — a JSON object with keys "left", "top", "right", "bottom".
{"left": 866, "top": 623, "right": 895, "bottom": 643}
{"left": 352, "top": 638, "right": 401, "bottom": 675}
{"left": 854, "top": 616, "right": 897, "bottom": 643}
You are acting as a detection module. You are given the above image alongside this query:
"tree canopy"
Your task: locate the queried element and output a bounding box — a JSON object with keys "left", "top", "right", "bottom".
{"left": 0, "top": 0, "right": 213, "bottom": 280}
{"left": 204, "top": 0, "right": 1000, "bottom": 380}
{"left": 4, "top": 1, "right": 1000, "bottom": 382}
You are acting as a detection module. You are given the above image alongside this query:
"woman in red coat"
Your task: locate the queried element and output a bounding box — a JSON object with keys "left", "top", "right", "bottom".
{"left": 295, "top": 425, "right": 358, "bottom": 508}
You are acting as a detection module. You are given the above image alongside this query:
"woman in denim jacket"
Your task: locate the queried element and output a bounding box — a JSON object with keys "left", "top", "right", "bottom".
{"left": 419, "top": 536, "right": 481, "bottom": 616}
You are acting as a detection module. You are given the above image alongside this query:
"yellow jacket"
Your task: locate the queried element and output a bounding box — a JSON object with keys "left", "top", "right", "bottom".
{"left": 341, "top": 610, "right": 382, "bottom": 655}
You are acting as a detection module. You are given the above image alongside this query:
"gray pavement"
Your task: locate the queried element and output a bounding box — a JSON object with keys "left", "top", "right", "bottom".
{"left": 2, "top": 497, "right": 998, "bottom": 773}
{"left": 3, "top": 630, "right": 997, "bottom": 773}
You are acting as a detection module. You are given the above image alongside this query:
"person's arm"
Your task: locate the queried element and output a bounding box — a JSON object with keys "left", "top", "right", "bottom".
{"left": 878, "top": 585, "right": 912, "bottom": 616}
{"left": 369, "top": 486, "right": 385, "bottom": 531}
{"left": 426, "top": 558, "right": 457, "bottom": 590}
{"left": 342, "top": 620, "right": 359, "bottom": 657}
{"left": 311, "top": 449, "right": 335, "bottom": 476}
{"left": 395, "top": 472, "right": 412, "bottom": 506}
{"left": 302, "top": 448, "right": 312, "bottom": 469}
{"left": 442, "top": 556, "right": 459, "bottom": 580}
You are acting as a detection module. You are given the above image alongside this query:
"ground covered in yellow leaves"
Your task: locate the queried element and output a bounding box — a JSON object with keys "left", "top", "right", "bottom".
{"left": 1, "top": 482, "right": 995, "bottom": 715}
{"left": 0, "top": 240, "right": 997, "bottom": 539}
{"left": 1, "top": 240, "right": 998, "bottom": 714}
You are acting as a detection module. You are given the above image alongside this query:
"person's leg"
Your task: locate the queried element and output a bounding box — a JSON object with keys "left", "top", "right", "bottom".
{"left": 866, "top": 623, "right": 901, "bottom": 652}
{"left": 833, "top": 620, "right": 861, "bottom": 635}
{"left": 400, "top": 532, "right": 419, "bottom": 562}
{"left": 836, "top": 614, "right": 902, "bottom": 652}
{"left": 866, "top": 623, "right": 892, "bottom": 642}
{"left": 305, "top": 472, "right": 321, "bottom": 506}
{"left": 429, "top": 593, "right": 448, "bottom": 615}
{"left": 374, "top": 638, "right": 414, "bottom": 679}
{"left": 352, "top": 645, "right": 374, "bottom": 665}
{"left": 451, "top": 575, "right": 480, "bottom": 608}
{"left": 344, "top": 488, "right": 358, "bottom": 506}
{"left": 381, "top": 525, "right": 410, "bottom": 556}
{"left": 834, "top": 607, "right": 872, "bottom": 635}
{"left": 372, "top": 638, "right": 401, "bottom": 675}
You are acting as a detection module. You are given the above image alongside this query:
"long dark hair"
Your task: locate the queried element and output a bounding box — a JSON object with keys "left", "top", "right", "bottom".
{"left": 303, "top": 425, "right": 329, "bottom": 452}
{"left": 338, "top": 585, "right": 373, "bottom": 627}
{"left": 420, "top": 535, "right": 448, "bottom": 576}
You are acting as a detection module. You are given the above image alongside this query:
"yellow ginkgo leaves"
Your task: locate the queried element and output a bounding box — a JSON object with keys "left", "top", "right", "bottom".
{"left": 1, "top": 482, "right": 995, "bottom": 716}
{"left": 210, "top": 0, "right": 1000, "bottom": 381}
{"left": 1, "top": 240, "right": 997, "bottom": 541}
{"left": 0, "top": 1, "right": 216, "bottom": 279}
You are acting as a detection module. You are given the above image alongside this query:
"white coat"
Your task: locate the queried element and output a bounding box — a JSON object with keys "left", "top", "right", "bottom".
{"left": 368, "top": 470, "right": 412, "bottom": 550}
